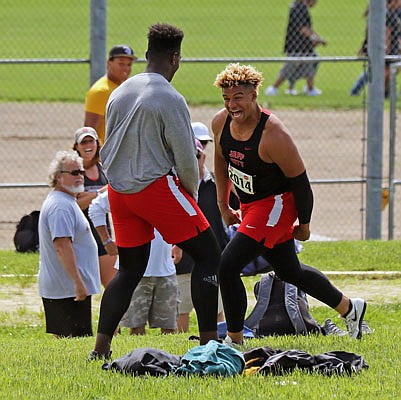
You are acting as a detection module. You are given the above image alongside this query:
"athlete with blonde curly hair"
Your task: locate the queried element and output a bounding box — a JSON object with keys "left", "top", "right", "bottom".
{"left": 214, "top": 63, "right": 264, "bottom": 91}
{"left": 212, "top": 63, "right": 367, "bottom": 346}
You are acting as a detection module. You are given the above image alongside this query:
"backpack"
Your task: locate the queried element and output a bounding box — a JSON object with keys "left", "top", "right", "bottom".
{"left": 244, "top": 271, "right": 323, "bottom": 336}
{"left": 13, "top": 210, "right": 40, "bottom": 253}
{"left": 241, "top": 255, "right": 273, "bottom": 276}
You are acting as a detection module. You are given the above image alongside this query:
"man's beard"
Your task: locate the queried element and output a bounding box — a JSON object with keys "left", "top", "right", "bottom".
{"left": 62, "top": 183, "right": 85, "bottom": 194}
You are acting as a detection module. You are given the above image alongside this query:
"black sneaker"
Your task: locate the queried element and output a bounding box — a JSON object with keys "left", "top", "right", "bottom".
{"left": 87, "top": 350, "right": 112, "bottom": 363}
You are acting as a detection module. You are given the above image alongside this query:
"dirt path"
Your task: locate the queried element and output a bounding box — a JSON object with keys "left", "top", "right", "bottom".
{"left": 1, "top": 277, "right": 400, "bottom": 314}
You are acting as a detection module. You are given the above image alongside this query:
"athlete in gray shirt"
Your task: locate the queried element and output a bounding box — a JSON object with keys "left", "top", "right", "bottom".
{"left": 101, "top": 72, "right": 198, "bottom": 200}
{"left": 89, "top": 23, "right": 221, "bottom": 361}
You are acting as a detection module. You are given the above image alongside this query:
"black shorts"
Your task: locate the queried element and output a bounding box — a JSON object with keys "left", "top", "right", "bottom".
{"left": 85, "top": 210, "right": 110, "bottom": 257}
{"left": 87, "top": 221, "right": 107, "bottom": 257}
{"left": 92, "top": 226, "right": 108, "bottom": 257}
{"left": 42, "top": 296, "right": 93, "bottom": 337}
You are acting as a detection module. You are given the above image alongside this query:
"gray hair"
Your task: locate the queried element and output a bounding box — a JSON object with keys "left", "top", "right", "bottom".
{"left": 48, "top": 150, "right": 83, "bottom": 188}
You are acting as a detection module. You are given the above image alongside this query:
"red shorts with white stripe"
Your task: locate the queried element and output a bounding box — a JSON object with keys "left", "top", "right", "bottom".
{"left": 237, "top": 192, "right": 297, "bottom": 249}
{"left": 108, "top": 175, "right": 210, "bottom": 247}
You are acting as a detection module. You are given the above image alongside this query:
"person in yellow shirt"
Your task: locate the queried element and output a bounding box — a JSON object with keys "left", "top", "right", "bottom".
{"left": 84, "top": 45, "right": 138, "bottom": 144}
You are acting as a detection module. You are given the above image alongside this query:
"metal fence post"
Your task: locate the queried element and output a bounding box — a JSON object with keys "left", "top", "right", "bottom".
{"left": 366, "top": 0, "right": 386, "bottom": 239}
{"left": 388, "top": 62, "right": 401, "bottom": 239}
{"left": 89, "top": 0, "right": 107, "bottom": 86}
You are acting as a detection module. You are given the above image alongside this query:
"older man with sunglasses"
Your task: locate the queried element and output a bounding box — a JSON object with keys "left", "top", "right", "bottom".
{"left": 38, "top": 150, "right": 101, "bottom": 338}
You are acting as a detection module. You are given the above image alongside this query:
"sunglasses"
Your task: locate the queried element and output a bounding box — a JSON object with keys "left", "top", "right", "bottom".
{"left": 61, "top": 170, "right": 86, "bottom": 176}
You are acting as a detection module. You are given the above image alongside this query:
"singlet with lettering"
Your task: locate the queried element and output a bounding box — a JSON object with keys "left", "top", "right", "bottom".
{"left": 219, "top": 110, "right": 290, "bottom": 204}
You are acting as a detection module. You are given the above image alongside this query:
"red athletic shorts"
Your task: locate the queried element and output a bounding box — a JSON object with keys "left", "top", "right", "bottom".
{"left": 108, "top": 175, "right": 210, "bottom": 247}
{"left": 237, "top": 192, "right": 298, "bottom": 249}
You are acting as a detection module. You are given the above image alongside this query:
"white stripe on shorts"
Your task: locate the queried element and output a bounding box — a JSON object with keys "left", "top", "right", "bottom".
{"left": 266, "top": 194, "right": 283, "bottom": 227}
{"left": 167, "top": 175, "right": 197, "bottom": 216}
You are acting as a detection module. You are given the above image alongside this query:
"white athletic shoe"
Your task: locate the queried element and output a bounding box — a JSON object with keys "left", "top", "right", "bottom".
{"left": 303, "top": 86, "right": 322, "bottom": 96}
{"left": 361, "top": 320, "right": 374, "bottom": 335}
{"left": 264, "top": 85, "right": 278, "bottom": 96}
{"left": 342, "top": 298, "right": 367, "bottom": 339}
{"left": 284, "top": 88, "right": 298, "bottom": 95}
{"left": 322, "top": 318, "right": 347, "bottom": 336}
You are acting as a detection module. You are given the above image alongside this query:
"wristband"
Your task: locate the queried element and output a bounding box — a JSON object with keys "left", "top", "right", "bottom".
{"left": 102, "top": 237, "right": 113, "bottom": 246}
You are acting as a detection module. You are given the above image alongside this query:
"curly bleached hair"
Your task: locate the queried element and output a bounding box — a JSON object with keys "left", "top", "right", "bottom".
{"left": 48, "top": 150, "right": 83, "bottom": 188}
{"left": 214, "top": 63, "right": 264, "bottom": 92}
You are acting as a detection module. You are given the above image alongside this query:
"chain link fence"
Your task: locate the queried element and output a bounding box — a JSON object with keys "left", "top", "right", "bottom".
{"left": 2, "top": 0, "right": 401, "bottom": 249}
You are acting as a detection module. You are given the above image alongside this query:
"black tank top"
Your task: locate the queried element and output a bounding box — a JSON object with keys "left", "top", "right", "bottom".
{"left": 84, "top": 163, "right": 108, "bottom": 193}
{"left": 83, "top": 163, "right": 111, "bottom": 232}
{"left": 220, "top": 110, "right": 290, "bottom": 204}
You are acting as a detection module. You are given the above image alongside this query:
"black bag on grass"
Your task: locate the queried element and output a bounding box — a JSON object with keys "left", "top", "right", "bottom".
{"left": 245, "top": 271, "right": 323, "bottom": 336}
{"left": 13, "top": 210, "right": 40, "bottom": 253}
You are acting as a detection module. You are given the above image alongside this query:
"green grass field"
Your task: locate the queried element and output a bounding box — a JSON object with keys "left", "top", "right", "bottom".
{"left": 1, "top": 2, "right": 399, "bottom": 397}
{"left": 0, "top": 0, "right": 375, "bottom": 107}
{"left": 1, "top": 240, "right": 401, "bottom": 399}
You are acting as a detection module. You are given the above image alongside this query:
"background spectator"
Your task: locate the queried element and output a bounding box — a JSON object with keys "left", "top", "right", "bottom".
{"left": 350, "top": 7, "right": 369, "bottom": 96}
{"left": 351, "top": 1, "right": 401, "bottom": 97}
{"left": 265, "top": 0, "right": 326, "bottom": 97}
{"left": 384, "top": 0, "right": 401, "bottom": 96}
{"left": 38, "top": 150, "right": 101, "bottom": 338}
{"left": 84, "top": 45, "right": 137, "bottom": 145}
{"left": 192, "top": 121, "right": 213, "bottom": 148}
{"left": 73, "top": 127, "right": 116, "bottom": 288}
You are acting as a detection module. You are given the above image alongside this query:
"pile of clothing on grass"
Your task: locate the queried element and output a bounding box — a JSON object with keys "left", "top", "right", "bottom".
{"left": 102, "top": 340, "right": 368, "bottom": 378}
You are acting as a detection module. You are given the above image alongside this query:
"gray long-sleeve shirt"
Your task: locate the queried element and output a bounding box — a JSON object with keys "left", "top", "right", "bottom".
{"left": 100, "top": 72, "right": 199, "bottom": 199}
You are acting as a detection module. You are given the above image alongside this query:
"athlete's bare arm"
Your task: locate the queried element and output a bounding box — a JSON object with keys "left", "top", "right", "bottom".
{"left": 212, "top": 109, "right": 241, "bottom": 226}
{"left": 259, "top": 113, "right": 306, "bottom": 178}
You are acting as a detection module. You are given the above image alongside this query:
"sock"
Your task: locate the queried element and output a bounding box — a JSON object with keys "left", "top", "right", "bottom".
{"left": 342, "top": 300, "right": 353, "bottom": 318}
